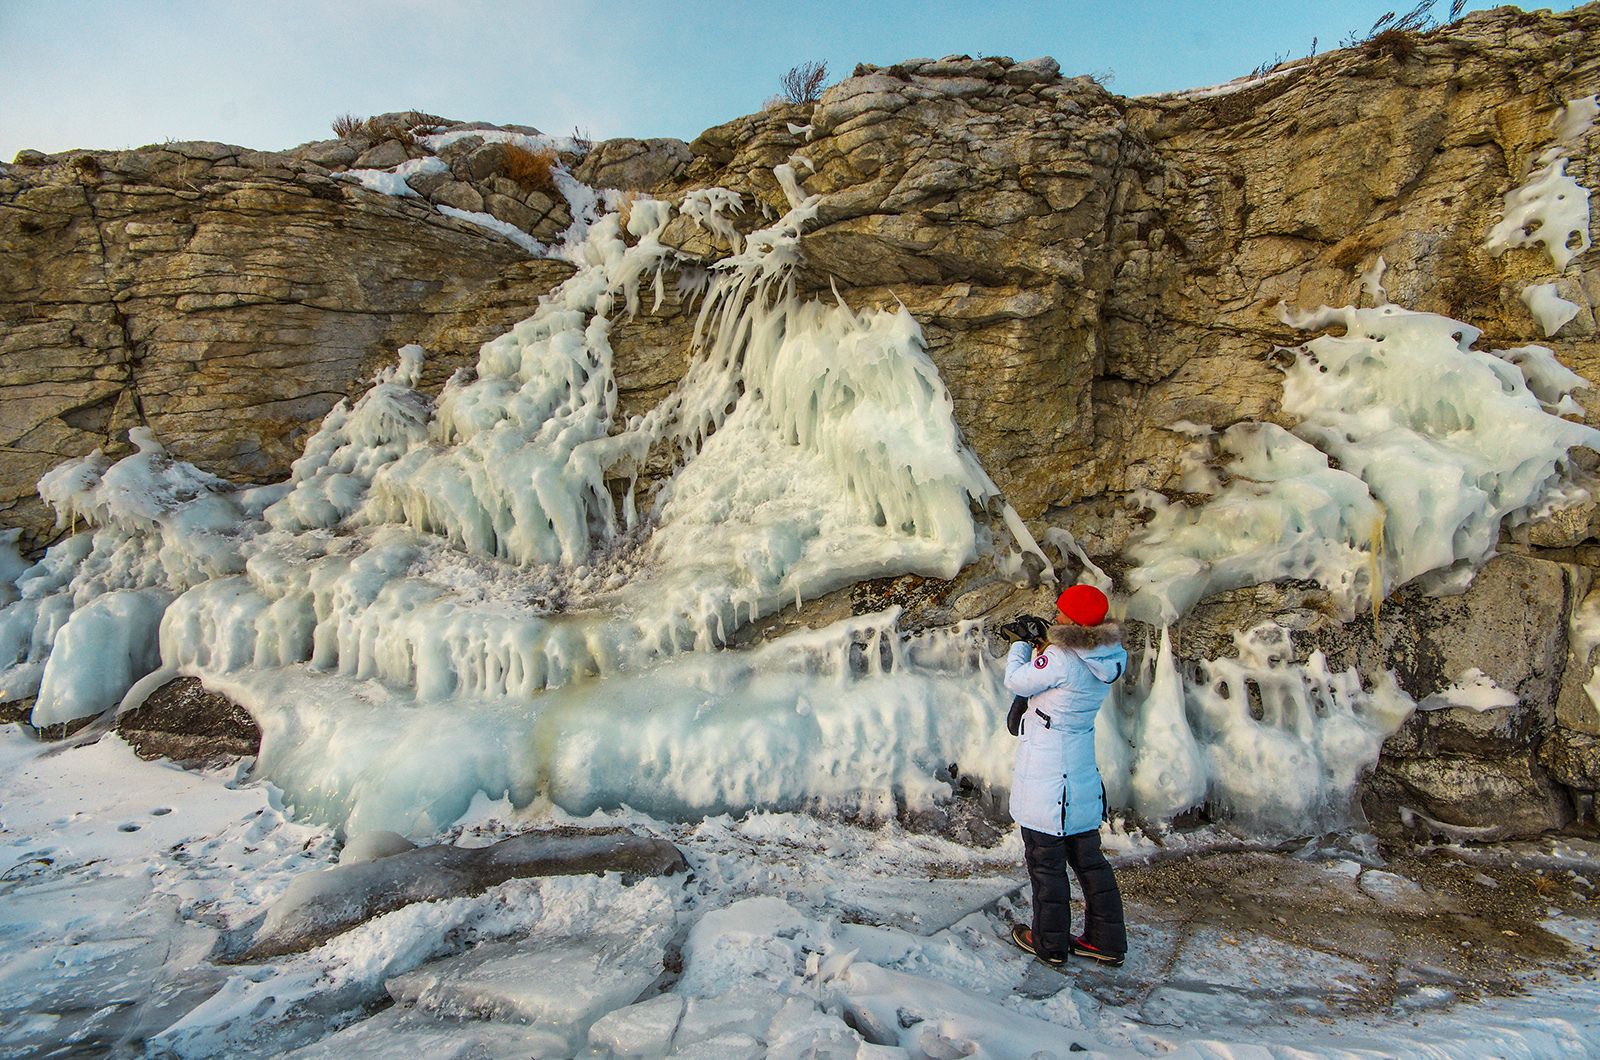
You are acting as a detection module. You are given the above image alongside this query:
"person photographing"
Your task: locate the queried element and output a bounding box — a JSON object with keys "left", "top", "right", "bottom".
{"left": 999, "top": 584, "right": 1128, "bottom": 969}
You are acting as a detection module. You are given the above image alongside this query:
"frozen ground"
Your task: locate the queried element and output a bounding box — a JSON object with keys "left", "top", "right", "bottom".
{"left": 2, "top": 726, "right": 1598, "bottom": 1060}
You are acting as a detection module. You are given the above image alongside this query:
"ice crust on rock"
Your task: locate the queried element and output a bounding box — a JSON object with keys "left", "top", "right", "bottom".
{"left": 1125, "top": 422, "right": 1381, "bottom": 625}
{"left": 1416, "top": 668, "right": 1520, "bottom": 713}
{"left": 1484, "top": 157, "right": 1592, "bottom": 270}
{"left": 1485, "top": 94, "right": 1596, "bottom": 271}
{"left": 1278, "top": 301, "right": 1599, "bottom": 594}
{"left": 1492, "top": 343, "right": 1592, "bottom": 417}
{"left": 436, "top": 204, "right": 549, "bottom": 255}
{"left": 1520, "top": 283, "right": 1583, "bottom": 337}
{"left": 1550, "top": 94, "right": 1600, "bottom": 145}
{"left": 1127, "top": 286, "right": 1600, "bottom": 628}
{"left": 346, "top": 156, "right": 449, "bottom": 197}
{"left": 338, "top": 828, "right": 417, "bottom": 865}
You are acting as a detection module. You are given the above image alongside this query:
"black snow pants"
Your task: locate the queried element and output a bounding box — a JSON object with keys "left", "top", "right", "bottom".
{"left": 1022, "top": 825, "right": 1127, "bottom": 960}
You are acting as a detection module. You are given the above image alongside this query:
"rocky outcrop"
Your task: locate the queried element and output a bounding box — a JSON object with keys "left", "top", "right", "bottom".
{"left": 0, "top": 120, "right": 585, "bottom": 549}
{"left": 115, "top": 676, "right": 260, "bottom": 763}
{"left": 5, "top": 6, "right": 1600, "bottom": 838}
{"left": 237, "top": 829, "right": 688, "bottom": 961}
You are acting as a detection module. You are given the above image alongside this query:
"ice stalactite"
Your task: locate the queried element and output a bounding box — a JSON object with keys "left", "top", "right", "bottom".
{"left": 1124, "top": 626, "right": 1206, "bottom": 823}
{"left": 1105, "top": 623, "right": 1415, "bottom": 830}
{"left": 1187, "top": 624, "right": 1413, "bottom": 829}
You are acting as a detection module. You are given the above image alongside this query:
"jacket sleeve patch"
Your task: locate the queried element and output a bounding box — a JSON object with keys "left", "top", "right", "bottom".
{"left": 1034, "top": 655, "right": 1049, "bottom": 669}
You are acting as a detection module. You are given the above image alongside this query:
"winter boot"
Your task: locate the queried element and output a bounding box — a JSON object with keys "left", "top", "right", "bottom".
{"left": 1071, "top": 934, "right": 1124, "bottom": 968}
{"left": 1009, "top": 924, "right": 1065, "bottom": 967}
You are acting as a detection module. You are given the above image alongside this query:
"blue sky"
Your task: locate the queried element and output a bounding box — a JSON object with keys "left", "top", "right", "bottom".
{"left": 0, "top": 0, "right": 1577, "bottom": 159}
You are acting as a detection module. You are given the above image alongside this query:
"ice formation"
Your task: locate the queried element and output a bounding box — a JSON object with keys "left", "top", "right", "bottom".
{"left": 1124, "top": 423, "right": 1381, "bottom": 624}
{"left": 0, "top": 164, "right": 1031, "bottom": 834}
{"left": 346, "top": 156, "right": 449, "bottom": 197}
{"left": 1520, "top": 282, "right": 1583, "bottom": 337}
{"left": 1415, "top": 668, "right": 1519, "bottom": 713}
{"left": 1485, "top": 94, "right": 1596, "bottom": 271}
{"left": 1127, "top": 283, "right": 1600, "bottom": 626}
{"left": 1550, "top": 94, "right": 1600, "bottom": 146}
{"left": 1484, "top": 157, "right": 1592, "bottom": 270}
{"left": 1104, "top": 623, "right": 1414, "bottom": 829}
{"left": 1280, "top": 300, "right": 1599, "bottom": 590}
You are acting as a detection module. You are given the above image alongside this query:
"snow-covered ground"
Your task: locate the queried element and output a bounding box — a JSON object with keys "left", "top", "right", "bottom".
{"left": 3, "top": 724, "right": 1599, "bottom": 1060}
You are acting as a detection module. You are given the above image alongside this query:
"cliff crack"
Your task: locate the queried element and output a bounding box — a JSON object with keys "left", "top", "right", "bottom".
{"left": 75, "top": 175, "right": 147, "bottom": 441}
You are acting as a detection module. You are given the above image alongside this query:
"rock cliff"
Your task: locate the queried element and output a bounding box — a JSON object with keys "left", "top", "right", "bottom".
{"left": 3, "top": 3, "right": 1599, "bottom": 838}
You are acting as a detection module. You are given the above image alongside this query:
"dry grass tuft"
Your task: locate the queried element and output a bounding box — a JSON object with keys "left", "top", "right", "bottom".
{"left": 502, "top": 143, "right": 560, "bottom": 194}
{"left": 1353, "top": 0, "right": 1466, "bottom": 61}
{"left": 331, "top": 113, "right": 368, "bottom": 140}
{"left": 1363, "top": 26, "right": 1420, "bottom": 61}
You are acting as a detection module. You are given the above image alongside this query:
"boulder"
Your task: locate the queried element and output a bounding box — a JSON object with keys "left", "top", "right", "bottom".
{"left": 353, "top": 140, "right": 409, "bottom": 170}
{"left": 240, "top": 829, "right": 688, "bottom": 960}
{"left": 114, "top": 676, "right": 260, "bottom": 762}
{"left": 1539, "top": 728, "right": 1600, "bottom": 791}
{"left": 1364, "top": 751, "right": 1573, "bottom": 841}
{"left": 429, "top": 179, "right": 483, "bottom": 213}
{"left": 571, "top": 137, "right": 693, "bottom": 191}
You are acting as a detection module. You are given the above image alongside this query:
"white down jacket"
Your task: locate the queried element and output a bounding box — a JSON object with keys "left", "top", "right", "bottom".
{"left": 1004, "top": 622, "right": 1127, "bottom": 837}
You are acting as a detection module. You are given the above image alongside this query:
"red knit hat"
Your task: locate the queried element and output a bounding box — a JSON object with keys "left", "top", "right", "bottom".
{"left": 1056, "top": 584, "right": 1109, "bottom": 626}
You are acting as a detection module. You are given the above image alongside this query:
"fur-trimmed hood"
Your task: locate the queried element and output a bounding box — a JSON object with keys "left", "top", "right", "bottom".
{"left": 1046, "top": 621, "right": 1122, "bottom": 650}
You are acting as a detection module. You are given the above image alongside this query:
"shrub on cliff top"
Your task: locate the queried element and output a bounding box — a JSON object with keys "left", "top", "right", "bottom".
{"left": 780, "top": 60, "right": 829, "bottom": 105}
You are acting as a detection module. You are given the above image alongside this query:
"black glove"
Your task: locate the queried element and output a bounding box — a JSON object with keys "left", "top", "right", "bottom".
{"left": 1000, "top": 614, "right": 1050, "bottom": 645}
{"left": 1006, "top": 695, "right": 1028, "bottom": 736}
